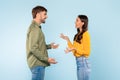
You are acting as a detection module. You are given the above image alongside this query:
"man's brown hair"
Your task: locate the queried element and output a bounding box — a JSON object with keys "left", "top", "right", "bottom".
{"left": 32, "top": 6, "right": 47, "bottom": 19}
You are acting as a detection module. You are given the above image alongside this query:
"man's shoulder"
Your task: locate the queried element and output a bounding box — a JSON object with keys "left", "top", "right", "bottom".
{"left": 29, "top": 24, "right": 38, "bottom": 31}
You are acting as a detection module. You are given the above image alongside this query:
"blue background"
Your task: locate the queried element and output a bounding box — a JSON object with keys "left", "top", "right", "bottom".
{"left": 0, "top": 0, "right": 120, "bottom": 80}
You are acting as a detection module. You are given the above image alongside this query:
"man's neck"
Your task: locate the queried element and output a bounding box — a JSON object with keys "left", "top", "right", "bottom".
{"left": 33, "top": 19, "right": 41, "bottom": 25}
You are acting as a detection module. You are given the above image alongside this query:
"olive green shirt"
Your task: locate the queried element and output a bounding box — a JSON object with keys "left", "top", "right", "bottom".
{"left": 26, "top": 20, "right": 51, "bottom": 69}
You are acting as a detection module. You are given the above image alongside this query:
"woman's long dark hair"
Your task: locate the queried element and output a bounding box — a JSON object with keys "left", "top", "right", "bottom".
{"left": 74, "top": 15, "right": 88, "bottom": 43}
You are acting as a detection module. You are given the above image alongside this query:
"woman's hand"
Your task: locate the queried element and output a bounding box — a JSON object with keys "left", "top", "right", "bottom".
{"left": 60, "top": 33, "right": 70, "bottom": 42}
{"left": 64, "top": 47, "right": 76, "bottom": 53}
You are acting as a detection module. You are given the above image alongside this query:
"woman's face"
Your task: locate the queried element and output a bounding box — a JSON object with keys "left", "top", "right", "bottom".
{"left": 75, "top": 17, "right": 84, "bottom": 29}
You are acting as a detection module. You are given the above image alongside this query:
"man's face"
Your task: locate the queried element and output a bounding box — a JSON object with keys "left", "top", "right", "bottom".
{"left": 37, "top": 11, "right": 48, "bottom": 23}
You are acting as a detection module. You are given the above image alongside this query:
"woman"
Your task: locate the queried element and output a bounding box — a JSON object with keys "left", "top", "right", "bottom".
{"left": 60, "top": 15, "right": 91, "bottom": 80}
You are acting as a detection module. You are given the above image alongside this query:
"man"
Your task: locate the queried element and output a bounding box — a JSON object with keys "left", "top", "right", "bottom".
{"left": 26, "top": 5, "right": 59, "bottom": 80}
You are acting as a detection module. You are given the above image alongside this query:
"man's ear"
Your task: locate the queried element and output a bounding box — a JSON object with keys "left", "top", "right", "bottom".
{"left": 36, "top": 13, "right": 39, "bottom": 18}
{"left": 36, "top": 12, "right": 41, "bottom": 17}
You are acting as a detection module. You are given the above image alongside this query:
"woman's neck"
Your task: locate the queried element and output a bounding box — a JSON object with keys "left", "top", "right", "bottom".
{"left": 79, "top": 28, "right": 82, "bottom": 33}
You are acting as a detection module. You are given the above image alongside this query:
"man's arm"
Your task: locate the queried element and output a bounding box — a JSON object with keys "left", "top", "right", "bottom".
{"left": 29, "top": 28, "right": 48, "bottom": 62}
{"left": 46, "top": 43, "right": 59, "bottom": 49}
{"left": 46, "top": 44, "right": 51, "bottom": 49}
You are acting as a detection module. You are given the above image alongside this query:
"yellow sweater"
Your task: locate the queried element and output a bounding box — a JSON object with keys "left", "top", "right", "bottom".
{"left": 67, "top": 31, "right": 90, "bottom": 57}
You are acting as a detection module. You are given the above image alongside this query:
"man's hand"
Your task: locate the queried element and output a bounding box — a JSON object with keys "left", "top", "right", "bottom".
{"left": 48, "top": 58, "right": 57, "bottom": 64}
{"left": 51, "top": 42, "right": 59, "bottom": 49}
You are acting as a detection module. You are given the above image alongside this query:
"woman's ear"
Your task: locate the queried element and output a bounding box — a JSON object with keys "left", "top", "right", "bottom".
{"left": 82, "top": 22, "right": 84, "bottom": 25}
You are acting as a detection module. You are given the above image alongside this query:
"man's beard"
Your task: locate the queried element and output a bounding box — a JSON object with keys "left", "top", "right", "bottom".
{"left": 41, "top": 19, "right": 46, "bottom": 23}
{"left": 42, "top": 21, "right": 45, "bottom": 23}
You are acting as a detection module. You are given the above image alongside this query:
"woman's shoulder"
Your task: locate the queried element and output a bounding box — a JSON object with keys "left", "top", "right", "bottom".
{"left": 83, "top": 31, "right": 90, "bottom": 39}
{"left": 83, "top": 31, "right": 89, "bottom": 35}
